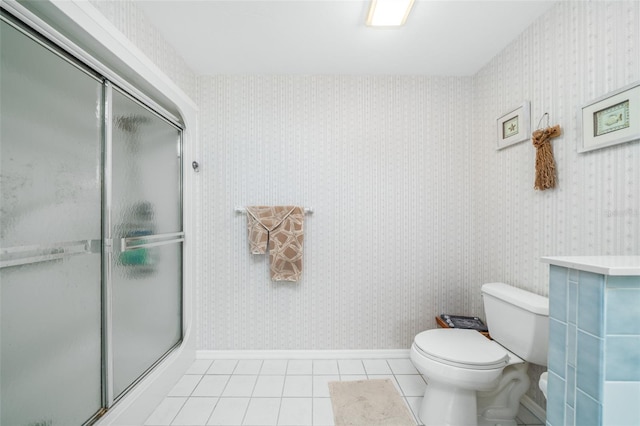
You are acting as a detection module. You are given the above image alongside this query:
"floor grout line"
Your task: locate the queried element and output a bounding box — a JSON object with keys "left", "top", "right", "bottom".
{"left": 150, "top": 357, "right": 544, "bottom": 426}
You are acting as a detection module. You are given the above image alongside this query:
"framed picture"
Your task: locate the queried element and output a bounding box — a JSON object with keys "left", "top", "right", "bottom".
{"left": 578, "top": 81, "right": 640, "bottom": 153}
{"left": 497, "top": 101, "right": 530, "bottom": 150}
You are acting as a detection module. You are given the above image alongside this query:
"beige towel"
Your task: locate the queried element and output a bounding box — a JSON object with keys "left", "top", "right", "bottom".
{"left": 246, "top": 206, "right": 304, "bottom": 282}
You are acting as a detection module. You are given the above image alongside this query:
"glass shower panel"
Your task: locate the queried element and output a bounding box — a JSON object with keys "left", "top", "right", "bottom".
{"left": 0, "top": 18, "right": 103, "bottom": 426}
{"left": 110, "top": 87, "right": 182, "bottom": 398}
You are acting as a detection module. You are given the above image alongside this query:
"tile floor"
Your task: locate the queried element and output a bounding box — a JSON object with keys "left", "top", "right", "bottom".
{"left": 144, "top": 358, "right": 545, "bottom": 426}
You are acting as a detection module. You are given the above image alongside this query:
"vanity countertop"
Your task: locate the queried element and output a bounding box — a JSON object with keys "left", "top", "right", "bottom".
{"left": 540, "top": 256, "right": 640, "bottom": 276}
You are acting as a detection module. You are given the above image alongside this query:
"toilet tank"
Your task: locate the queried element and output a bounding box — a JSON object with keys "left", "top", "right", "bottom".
{"left": 482, "top": 283, "right": 549, "bottom": 366}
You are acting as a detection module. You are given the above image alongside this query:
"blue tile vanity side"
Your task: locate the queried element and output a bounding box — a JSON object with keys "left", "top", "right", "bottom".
{"left": 605, "top": 335, "right": 640, "bottom": 382}
{"left": 567, "top": 281, "right": 577, "bottom": 325}
{"left": 568, "top": 267, "right": 579, "bottom": 284}
{"left": 575, "top": 389, "right": 603, "bottom": 426}
{"left": 576, "top": 330, "right": 604, "bottom": 402}
{"left": 606, "top": 276, "right": 640, "bottom": 288}
{"left": 605, "top": 277, "right": 640, "bottom": 335}
{"left": 546, "top": 371, "right": 566, "bottom": 426}
{"left": 565, "top": 406, "right": 574, "bottom": 426}
{"left": 546, "top": 263, "right": 640, "bottom": 426}
{"left": 549, "top": 265, "right": 568, "bottom": 322}
{"left": 602, "top": 274, "right": 640, "bottom": 425}
{"left": 567, "top": 324, "right": 577, "bottom": 367}
{"left": 566, "top": 364, "right": 576, "bottom": 408}
{"left": 603, "top": 382, "right": 640, "bottom": 426}
{"left": 548, "top": 318, "right": 567, "bottom": 378}
{"left": 547, "top": 265, "right": 570, "bottom": 425}
{"left": 577, "top": 271, "right": 605, "bottom": 338}
{"left": 548, "top": 265, "right": 568, "bottom": 379}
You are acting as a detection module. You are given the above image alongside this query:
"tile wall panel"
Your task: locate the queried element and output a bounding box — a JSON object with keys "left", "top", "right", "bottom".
{"left": 604, "top": 275, "right": 640, "bottom": 425}
{"left": 603, "top": 382, "right": 640, "bottom": 426}
{"left": 548, "top": 265, "right": 640, "bottom": 426}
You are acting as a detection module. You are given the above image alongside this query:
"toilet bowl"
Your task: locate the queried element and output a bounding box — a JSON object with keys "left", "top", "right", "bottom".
{"left": 410, "top": 283, "right": 549, "bottom": 426}
{"left": 411, "top": 329, "right": 521, "bottom": 426}
{"left": 539, "top": 372, "right": 548, "bottom": 399}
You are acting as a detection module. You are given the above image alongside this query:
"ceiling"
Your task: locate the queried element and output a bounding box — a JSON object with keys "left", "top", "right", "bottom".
{"left": 135, "top": 0, "right": 557, "bottom": 76}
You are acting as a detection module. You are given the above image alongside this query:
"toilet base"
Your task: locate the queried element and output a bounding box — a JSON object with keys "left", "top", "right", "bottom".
{"left": 419, "top": 381, "right": 478, "bottom": 426}
{"left": 477, "top": 362, "right": 530, "bottom": 425}
{"left": 477, "top": 417, "right": 517, "bottom": 426}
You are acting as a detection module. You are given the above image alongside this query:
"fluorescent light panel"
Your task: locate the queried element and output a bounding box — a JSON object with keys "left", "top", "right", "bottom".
{"left": 366, "top": 0, "right": 415, "bottom": 27}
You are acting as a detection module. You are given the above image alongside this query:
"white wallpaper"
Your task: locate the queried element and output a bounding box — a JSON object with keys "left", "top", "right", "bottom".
{"left": 89, "top": 0, "right": 639, "bottom": 410}
{"left": 197, "top": 75, "right": 473, "bottom": 350}
{"left": 470, "top": 0, "right": 640, "bottom": 312}
{"left": 470, "top": 0, "right": 640, "bottom": 404}
{"left": 196, "top": 1, "right": 639, "bottom": 353}
{"left": 90, "top": 0, "right": 639, "bottom": 353}
{"left": 89, "top": 0, "right": 197, "bottom": 102}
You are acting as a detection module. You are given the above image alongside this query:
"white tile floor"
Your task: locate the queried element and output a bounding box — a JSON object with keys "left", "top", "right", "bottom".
{"left": 144, "top": 358, "right": 545, "bottom": 426}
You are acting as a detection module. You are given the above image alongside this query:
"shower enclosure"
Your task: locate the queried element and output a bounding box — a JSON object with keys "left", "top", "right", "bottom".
{"left": 0, "top": 12, "right": 183, "bottom": 425}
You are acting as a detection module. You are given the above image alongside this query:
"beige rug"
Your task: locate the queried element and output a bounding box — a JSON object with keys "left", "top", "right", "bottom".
{"left": 328, "top": 379, "right": 416, "bottom": 426}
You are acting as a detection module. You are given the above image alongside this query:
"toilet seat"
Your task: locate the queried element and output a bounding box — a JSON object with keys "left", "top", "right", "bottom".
{"left": 413, "top": 329, "right": 509, "bottom": 370}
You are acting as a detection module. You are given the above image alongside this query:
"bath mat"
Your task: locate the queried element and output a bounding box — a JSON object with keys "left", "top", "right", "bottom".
{"left": 328, "top": 379, "right": 416, "bottom": 426}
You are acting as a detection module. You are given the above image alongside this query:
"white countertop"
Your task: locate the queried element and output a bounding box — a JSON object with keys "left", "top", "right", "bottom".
{"left": 540, "top": 256, "right": 640, "bottom": 276}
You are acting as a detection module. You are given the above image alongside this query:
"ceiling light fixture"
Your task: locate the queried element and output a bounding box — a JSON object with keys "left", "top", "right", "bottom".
{"left": 366, "top": 0, "right": 415, "bottom": 27}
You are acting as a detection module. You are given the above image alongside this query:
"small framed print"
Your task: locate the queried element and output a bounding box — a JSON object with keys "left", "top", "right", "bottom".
{"left": 497, "top": 101, "right": 530, "bottom": 150}
{"left": 579, "top": 81, "right": 640, "bottom": 153}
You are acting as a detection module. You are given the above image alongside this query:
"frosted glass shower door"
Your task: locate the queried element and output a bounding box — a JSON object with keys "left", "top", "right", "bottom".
{"left": 0, "top": 18, "right": 103, "bottom": 425}
{"left": 109, "top": 87, "right": 183, "bottom": 399}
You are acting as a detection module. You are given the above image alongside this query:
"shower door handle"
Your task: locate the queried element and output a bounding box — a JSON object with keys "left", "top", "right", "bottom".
{"left": 0, "top": 239, "right": 100, "bottom": 268}
{"left": 120, "top": 232, "right": 184, "bottom": 252}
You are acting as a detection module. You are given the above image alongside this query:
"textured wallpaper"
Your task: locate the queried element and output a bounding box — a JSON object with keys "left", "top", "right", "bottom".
{"left": 197, "top": 75, "right": 473, "bottom": 350}
{"left": 470, "top": 0, "right": 639, "bottom": 313}
{"left": 92, "top": 0, "right": 639, "bottom": 356}
{"left": 470, "top": 0, "right": 640, "bottom": 404}
{"left": 88, "top": 0, "right": 197, "bottom": 102}
{"left": 89, "top": 0, "right": 639, "bottom": 410}
{"left": 196, "top": 1, "right": 639, "bottom": 353}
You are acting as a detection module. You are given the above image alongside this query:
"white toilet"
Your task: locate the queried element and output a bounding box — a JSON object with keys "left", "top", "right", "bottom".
{"left": 410, "top": 282, "right": 549, "bottom": 426}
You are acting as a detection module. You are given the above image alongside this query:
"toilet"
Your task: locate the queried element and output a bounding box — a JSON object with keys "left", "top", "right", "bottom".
{"left": 539, "top": 372, "right": 548, "bottom": 399}
{"left": 410, "top": 283, "right": 549, "bottom": 426}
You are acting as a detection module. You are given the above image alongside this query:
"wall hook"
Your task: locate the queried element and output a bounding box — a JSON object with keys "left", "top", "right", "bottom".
{"left": 192, "top": 161, "right": 200, "bottom": 172}
{"left": 537, "top": 112, "right": 550, "bottom": 130}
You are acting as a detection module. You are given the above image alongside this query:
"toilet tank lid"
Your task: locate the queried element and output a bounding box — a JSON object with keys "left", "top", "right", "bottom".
{"left": 481, "top": 283, "right": 549, "bottom": 315}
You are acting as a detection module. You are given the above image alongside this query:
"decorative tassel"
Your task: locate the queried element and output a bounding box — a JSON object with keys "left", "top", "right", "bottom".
{"left": 532, "top": 124, "right": 561, "bottom": 190}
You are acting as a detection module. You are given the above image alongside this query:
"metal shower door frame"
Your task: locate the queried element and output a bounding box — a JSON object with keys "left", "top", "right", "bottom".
{"left": 102, "top": 81, "right": 184, "bottom": 409}
{"left": 1, "top": 4, "right": 188, "bottom": 424}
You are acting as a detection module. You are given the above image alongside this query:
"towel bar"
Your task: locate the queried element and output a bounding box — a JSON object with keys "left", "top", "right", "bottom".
{"left": 235, "top": 207, "right": 313, "bottom": 215}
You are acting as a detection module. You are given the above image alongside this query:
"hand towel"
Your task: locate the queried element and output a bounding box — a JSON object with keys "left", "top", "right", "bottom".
{"left": 246, "top": 205, "right": 304, "bottom": 282}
